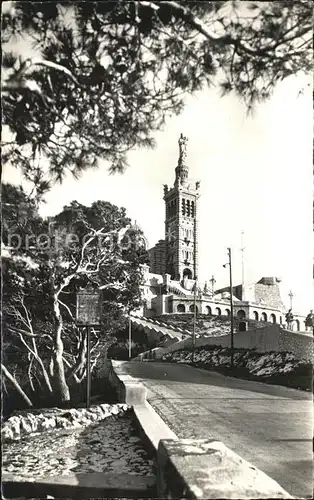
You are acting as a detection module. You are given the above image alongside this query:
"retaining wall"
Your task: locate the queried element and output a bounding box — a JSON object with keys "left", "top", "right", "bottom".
{"left": 138, "top": 325, "right": 313, "bottom": 362}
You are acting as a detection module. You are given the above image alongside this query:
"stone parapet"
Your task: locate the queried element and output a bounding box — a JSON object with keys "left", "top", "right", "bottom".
{"left": 157, "top": 439, "right": 294, "bottom": 499}
{"left": 109, "top": 360, "right": 177, "bottom": 453}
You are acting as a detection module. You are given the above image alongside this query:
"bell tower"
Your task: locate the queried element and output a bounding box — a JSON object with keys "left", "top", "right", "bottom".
{"left": 163, "top": 134, "right": 200, "bottom": 281}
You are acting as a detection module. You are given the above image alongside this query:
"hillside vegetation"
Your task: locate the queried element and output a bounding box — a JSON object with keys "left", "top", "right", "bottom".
{"left": 161, "top": 345, "right": 312, "bottom": 392}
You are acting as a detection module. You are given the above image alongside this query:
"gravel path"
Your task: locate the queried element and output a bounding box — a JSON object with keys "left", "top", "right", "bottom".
{"left": 3, "top": 414, "right": 155, "bottom": 482}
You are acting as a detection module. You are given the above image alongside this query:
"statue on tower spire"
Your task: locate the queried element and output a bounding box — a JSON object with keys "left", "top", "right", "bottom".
{"left": 178, "top": 133, "right": 188, "bottom": 166}
{"left": 175, "top": 133, "right": 189, "bottom": 185}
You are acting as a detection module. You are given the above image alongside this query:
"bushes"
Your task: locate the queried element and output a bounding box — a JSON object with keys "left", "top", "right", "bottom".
{"left": 161, "top": 346, "right": 312, "bottom": 391}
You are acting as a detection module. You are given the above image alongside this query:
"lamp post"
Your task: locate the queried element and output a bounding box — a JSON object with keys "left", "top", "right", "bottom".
{"left": 224, "top": 248, "right": 234, "bottom": 368}
{"left": 86, "top": 325, "right": 91, "bottom": 408}
{"left": 210, "top": 275, "right": 216, "bottom": 297}
{"left": 76, "top": 286, "right": 101, "bottom": 409}
{"left": 191, "top": 277, "right": 197, "bottom": 363}
{"left": 128, "top": 313, "right": 132, "bottom": 360}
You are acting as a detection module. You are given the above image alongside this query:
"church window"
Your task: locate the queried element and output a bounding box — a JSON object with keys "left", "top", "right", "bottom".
{"left": 186, "top": 200, "right": 190, "bottom": 216}
{"left": 191, "top": 201, "right": 195, "bottom": 217}
{"left": 182, "top": 199, "right": 185, "bottom": 215}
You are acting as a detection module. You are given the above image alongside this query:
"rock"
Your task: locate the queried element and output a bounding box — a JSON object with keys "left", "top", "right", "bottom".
{"left": 71, "top": 420, "right": 82, "bottom": 429}
{"left": 86, "top": 412, "right": 98, "bottom": 422}
{"left": 60, "top": 411, "right": 75, "bottom": 420}
{"left": 27, "top": 413, "right": 38, "bottom": 432}
{"left": 4, "top": 416, "right": 21, "bottom": 439}
{"left": 20, "top": 416, "right": 33, "bottom": 434}
{"left": 1, "top": 426, "right": 14, "bottom": 440}
{"left": 110, "top": 406, "right": 120, "bottom": 415}
{"left": 100, "top": 403, "right": 110, "bottom": 412}
{"left": 40, "top": 417, "right": 56, "bottom": 431}
{"left": 55, "top": 416, "right": 72, "bottom": 429}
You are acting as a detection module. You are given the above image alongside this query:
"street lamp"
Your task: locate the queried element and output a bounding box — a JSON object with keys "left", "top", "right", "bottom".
{"left": 191, "top": 276, "right": 197, "bottom": 363}
{"left": 128, "top": 313, "right": 132, "bottom": 360}
{"left": 210, "top": 275, "right": 216, "bottom": 297}
{"left": 76, "top": 286, "right": 101, "bottom": 409}
{"left": 223, "top": 248, "right": 234, "bottom": 368}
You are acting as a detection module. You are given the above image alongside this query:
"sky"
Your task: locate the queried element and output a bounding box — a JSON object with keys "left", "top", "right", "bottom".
{"left": 4, "top": 73, "right": 313, "bottom": 314}
{"left": 2, "top": 0, "right": 313, "bottom": 314}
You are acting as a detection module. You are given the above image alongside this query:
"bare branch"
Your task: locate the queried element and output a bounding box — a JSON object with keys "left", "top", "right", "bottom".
{"left": 58, "top": 299, "right": 75, "bottom": 321}
{"left": 31, "top": 58, "right": 82, "bottom": 86}
{"left": 2, "top": 364, "right": 33, "bottom": 407}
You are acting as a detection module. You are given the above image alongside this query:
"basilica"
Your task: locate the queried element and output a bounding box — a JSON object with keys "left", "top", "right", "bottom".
{"left": 140, "top": 135, "right": 304, "bottom": 331}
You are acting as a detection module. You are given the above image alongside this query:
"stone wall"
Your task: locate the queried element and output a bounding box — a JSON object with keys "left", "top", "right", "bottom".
{"left": 146, "top": 325, "right": 313, "bottom": 362}
{"left": 279, "top": 329, "right": 313, "bottom": 362}
{"left": 2, "top": 404, "right": 130, "bottom": 442}
{"left": 197, "top": 326, "right": 312, "bottom": 362}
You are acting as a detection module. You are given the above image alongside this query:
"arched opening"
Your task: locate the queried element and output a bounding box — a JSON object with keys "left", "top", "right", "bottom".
{"left": 189, "top": 304, "right": 198, "bottom": 313}
{"left": 183, "top": 268, "right": 192, "bottom": 279}
{"left": 237, "top": 309, "right": 246, "bottom": 319}
{"left": 206, "top": 305, "right": 212, "bottom": 315}
{"left": 295, "top": 319, "right": 300, "bottom": 331}
{"left": 215, "top": 307, "right": 221, "bottom": 316}
{"left": 261, "top": 312, "right": 267, "bottom": 322}
{"left": 225, "top": 309, "right": 231, "bottom": 317}
{"left": 253, "top": 311, "right": 259, "bottom": 321}
{"left": 270, "top": 313, "right": 276, "bottom": 324}
{"left": 177, "top": 304, "right": 186, "bottom": 313}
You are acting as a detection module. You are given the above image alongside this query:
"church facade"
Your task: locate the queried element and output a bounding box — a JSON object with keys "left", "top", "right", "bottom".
{"left": 143, "top": 135, "right": 305, "bottom": 331}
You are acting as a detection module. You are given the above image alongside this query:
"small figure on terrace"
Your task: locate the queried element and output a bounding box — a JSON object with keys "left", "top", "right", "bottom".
{"left": 304, "top": 310, "right": 313, "bottom": 332}
{"left": 285, "top": 309, "right": 294, "bottom": 330}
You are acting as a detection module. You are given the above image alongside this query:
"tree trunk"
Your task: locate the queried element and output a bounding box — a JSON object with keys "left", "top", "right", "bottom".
{"left": 2, "top": 364, "right": 33, "bottom": 407}
{"left": 28, "top": 356, "right": 36, "bottom": 392}
{"left": 49, "top": 355, "right": 54, "bottom": 378}
{"left": 20, "top": 335, "right": 54, "bottom": 394}
{"left": 31, "top": 338, "right": 53, "bottom": 393}
{"left": 53, "top": 297, "right": 70, "bottom": 402}
{"left": 68, "top": 329, "right": 87, "bottom": 381}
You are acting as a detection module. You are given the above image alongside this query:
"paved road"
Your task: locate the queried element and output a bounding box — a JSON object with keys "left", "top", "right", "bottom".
{"left": 121, "top": 361, "right": 313, "bottom": 498}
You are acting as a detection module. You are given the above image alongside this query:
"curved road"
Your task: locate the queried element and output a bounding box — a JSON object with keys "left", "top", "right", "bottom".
{"left": 121, "top": 361, "right": 313, "bottom": 499}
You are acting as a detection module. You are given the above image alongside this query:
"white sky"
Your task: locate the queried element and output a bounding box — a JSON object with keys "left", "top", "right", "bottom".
{"left": 2, "top": 55, "right": 313, "bottom": 313}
